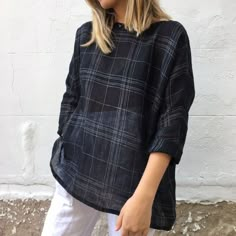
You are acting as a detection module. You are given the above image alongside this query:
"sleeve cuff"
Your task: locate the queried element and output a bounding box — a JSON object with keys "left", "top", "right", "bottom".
{"left": 146, "top": 136, "right": 185, "bottom": 165}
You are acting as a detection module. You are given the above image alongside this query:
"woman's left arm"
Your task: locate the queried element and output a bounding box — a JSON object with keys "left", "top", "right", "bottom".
{"left": 114, "top": 152, "right": 171, "bottom": 235}
{"left": 135, "top": 22, "right": 195, "bottom": 206}
{"left": 133, "top": 152, "right": 172, "bottom": 203}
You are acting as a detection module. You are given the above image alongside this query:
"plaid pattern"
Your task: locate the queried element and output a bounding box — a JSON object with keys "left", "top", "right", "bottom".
{"left": 50, "top": 20, "right": 195, "bottom": 230}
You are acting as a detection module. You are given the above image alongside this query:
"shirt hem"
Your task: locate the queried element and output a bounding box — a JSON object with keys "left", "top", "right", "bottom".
{"left": 50, "top": 161, "right": 175, "bottom": 231}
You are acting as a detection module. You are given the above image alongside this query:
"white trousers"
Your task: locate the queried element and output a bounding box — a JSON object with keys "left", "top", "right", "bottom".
{"left": 41, "top": 179, "right": 156, "bottom": 236}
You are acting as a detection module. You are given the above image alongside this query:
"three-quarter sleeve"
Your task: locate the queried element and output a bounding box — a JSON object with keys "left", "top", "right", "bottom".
{"left": 147, "top": 25, "right": 195, "bottom": 165}
{"left": 57, "top": 28, "right": 81, "bottom": 137}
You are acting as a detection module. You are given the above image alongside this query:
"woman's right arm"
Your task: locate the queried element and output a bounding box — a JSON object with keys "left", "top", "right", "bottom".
{"left": 57, "top": 27, "right": 81, "bottom": 137}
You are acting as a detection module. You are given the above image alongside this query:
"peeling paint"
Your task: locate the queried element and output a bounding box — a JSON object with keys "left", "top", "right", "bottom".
{"left": 20, "top": 121, "right": 38, "bottom": 181}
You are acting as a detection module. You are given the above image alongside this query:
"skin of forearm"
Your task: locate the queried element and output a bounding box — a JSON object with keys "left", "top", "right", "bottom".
{"left": 133, "top": 152, "right": 172, "bottom": 203}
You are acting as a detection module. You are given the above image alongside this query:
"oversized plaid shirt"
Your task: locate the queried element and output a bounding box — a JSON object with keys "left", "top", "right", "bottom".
{"left": 50, "top": 19, "right": 195, "bottom": 230}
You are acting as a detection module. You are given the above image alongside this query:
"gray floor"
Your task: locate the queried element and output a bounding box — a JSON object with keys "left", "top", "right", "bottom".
{"left": 0, "top": 199, "right": 236, "bottom": 236}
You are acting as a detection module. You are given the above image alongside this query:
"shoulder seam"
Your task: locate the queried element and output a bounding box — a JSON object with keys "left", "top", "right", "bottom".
{"left": 76, "top": 21, "right": 92, "bottom": 38}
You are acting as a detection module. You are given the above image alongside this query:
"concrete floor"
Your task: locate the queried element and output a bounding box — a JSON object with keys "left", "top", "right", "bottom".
{"left": 0, "top": 199, "right": 236, "bottom": 236}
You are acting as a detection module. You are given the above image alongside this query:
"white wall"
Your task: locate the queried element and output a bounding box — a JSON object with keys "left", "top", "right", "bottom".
{"left": 0, "top": 0, "right": 235, "bottom": 201}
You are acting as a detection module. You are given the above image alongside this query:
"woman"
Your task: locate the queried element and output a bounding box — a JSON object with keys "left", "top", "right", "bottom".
{"left": 41, "top": 0, "right": 195, "bottom": 235}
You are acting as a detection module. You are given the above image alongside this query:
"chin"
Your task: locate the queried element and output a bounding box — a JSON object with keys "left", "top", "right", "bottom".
{"left": 97, "top": 0, "right": 116, "bottom": 10}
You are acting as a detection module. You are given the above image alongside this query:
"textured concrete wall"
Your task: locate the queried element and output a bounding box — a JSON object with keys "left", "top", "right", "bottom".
{"left": 0, "top": 0, "right": 235, "bottom": 204}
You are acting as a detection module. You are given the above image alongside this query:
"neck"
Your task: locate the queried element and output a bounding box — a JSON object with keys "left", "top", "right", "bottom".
{"left": 113, "top": 0, "right": 127, "bottom": 23}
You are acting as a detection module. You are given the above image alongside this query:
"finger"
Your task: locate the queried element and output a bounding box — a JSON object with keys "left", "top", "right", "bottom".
{"left": 127, "top": 230, "right": 142, "bottom": 236}
{"left": 141, "top": 229, "right": 149, "bottom": 236}
{"left": 130, "top": 230, "right": 147, "bottom": 236}
{"left": 121, "top": 227, "right": 129, "bottom": 236}
{"left": 115, "top": 211, "right": 123, "bottom": 231}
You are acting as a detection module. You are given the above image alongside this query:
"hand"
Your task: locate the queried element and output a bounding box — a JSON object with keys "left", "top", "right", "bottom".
{"left": 114, "top": 194, "right": 153, "bottom": 236}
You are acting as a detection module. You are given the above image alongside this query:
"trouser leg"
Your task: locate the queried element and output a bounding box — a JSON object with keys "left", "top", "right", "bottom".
{"left": 41, "top": 179, "right": 101, "bottom": 236}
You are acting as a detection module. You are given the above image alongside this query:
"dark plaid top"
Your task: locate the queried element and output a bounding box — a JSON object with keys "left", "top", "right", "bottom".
{"left": 50, "top": 19, "right": 195, "bottom": 230}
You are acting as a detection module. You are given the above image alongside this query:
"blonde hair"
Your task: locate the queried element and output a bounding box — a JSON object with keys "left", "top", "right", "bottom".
{"left": 82, "top": 0, "right": 172, "bottom": 54}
